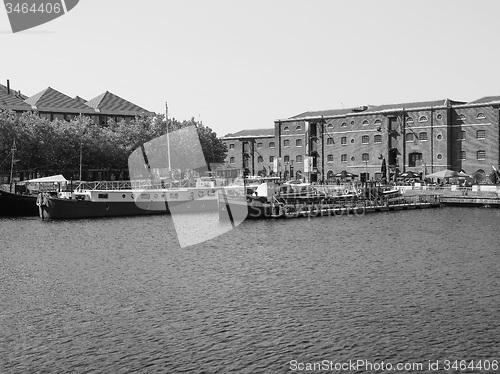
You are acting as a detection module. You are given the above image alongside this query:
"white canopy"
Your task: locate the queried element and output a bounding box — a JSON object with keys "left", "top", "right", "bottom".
{"left": 24, "top": 174, "right": 68, "bottom": 183}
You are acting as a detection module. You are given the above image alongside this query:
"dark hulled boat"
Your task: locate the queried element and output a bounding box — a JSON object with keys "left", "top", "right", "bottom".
{"left": 0, "top": 189, "right": 38, "bottom": 216}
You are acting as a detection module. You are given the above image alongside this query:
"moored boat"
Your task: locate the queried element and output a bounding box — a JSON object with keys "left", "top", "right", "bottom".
{"left": 0, "top": 189, "right": 39, "bottom": 216}
{"left": 38, "top": 179, "right": 220, "bottom": 219}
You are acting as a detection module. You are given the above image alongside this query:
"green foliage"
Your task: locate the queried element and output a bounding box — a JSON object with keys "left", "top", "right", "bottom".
{"left": 0, "top": 110, "right": 227, "bottom": 176}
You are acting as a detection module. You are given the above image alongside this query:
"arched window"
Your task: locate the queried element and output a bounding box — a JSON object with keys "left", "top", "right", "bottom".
{"left": 327, "top": 137, "right": 334, "bottom": 145}
{"left": 283, "top": 155, "right": 290, "bottom": 162}
{"left": 374, "top": 134, "right": 382, "bottom": 143}
{"left": 269, "top": 156, "right": 274, "bottom": 162}
{"left": 362, "top": 135, "right": 369, "bottom": 144}
{"left": 229, "top": 143, "right": 235, "bottom": 150}
{"left": 295, "top": 125, "right": 302, "bottom": 132}
{"left": 457, "top": 114, "right": 466, "bottom": 121}
{"left": 296, "top": 155, "right": 303, "bottom": 163}
{"left": 341, "top": 137, "right": 347, "bottom": 145}
{"left": 341, "top": 122, "right": 347, "bottom": 127}
{"left": 341, "top": 154, "right": 347, "bottom": 162}
{"left": 327, "top": 154, "right": 334, "bottom": 162}
{"left": 257, "top": 142, "right": 263, "bottom": 149}
{"left": 283, "top": 126, "right": 290, "bottom": 131}
{"left": 284, "top": 139, "right": 290, "bottom": 147}
{"left": 418, "top": 115, "right": 428, "bottom": 123}
{"left": 374, "top": 119, "right": 382, "bottom": 125}
{"left": 362, "top": 120, "right": 369, "bottom": 126}
{"left": 229, "top": 157, "right": 235, "bottom": 164}
{"left": 406, "top": 117, "right": 414, "bottom": 124}
{"left": 361, "top": 153, "right": 369, "bottom": 162}
{"left": 476, "top": 113, "right": 486, "bottom": 120}
{"left": 295, "top": 170, "right": 302, "bottom": 180}
{"left": 327, "top": 123, "right": 334, "bottom": 131}
{"left": 327, "top": 170, "right": 334, "bottom": 180}
{"left": 295, "top": 139, "right": 302, "bottom": 147}
{"left": 257, "top": 156, "right": 263, "bottom": 163}
{"left": 269, "top": 141, "right": 275, "bottom": 148}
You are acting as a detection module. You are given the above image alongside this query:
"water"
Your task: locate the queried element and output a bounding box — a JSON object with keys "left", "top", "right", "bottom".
{"left": 1, "top": 207, "right": 499, "bottom": 373}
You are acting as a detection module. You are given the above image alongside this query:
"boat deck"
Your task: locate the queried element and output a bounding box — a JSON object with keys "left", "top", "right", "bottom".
{"left": 270, "top": 195, "right": 441, "bottom": 219}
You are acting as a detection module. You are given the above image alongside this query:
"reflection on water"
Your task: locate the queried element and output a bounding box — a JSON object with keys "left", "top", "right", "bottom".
{"left": 1, "top": 208, "right": 499, "bottom": 373}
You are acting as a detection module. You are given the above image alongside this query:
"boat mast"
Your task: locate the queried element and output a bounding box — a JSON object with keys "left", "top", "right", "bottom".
{"left": 166, "top": 101, "right": 172, "bottom": 173}
{"left": 9, "top": 140, "right": 16, "bottom": 193}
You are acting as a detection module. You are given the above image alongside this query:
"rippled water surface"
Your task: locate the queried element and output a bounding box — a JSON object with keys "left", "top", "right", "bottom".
{"left": 1, "top": 207, "right": 499, "bottom": 373}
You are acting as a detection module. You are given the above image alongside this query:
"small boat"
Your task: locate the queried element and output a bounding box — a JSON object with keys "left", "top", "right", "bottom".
{"left": 38, "top": 178, "right": 220, "bottom": 219}
{"left": 0, "top": 189, "right": 39, "bottom": 216}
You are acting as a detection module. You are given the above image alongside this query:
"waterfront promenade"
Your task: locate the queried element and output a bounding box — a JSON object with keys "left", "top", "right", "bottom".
{"left": 400, "top": 184, "right": 500, "bottom": 207}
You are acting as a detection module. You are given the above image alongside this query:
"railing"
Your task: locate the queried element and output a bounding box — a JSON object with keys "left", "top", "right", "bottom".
{"left": 75, "top": 178, "right": 200, "bottom": 191}
{"left": 400, "top": 185, "right": 500, "bottom": 198}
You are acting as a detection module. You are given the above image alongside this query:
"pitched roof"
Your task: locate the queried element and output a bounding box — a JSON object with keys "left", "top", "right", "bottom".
{"left": 368, "top": 99, "right": 456, "bottom": 112}
{"left": 74, "top": 96, "right": 87, "bottom": 104}
{"left": 223, "top": 128, "right": 275, "bottom": 138}
{"left": 0, "top": 83, "right": 28, "bottom": 99}
{"left": 283, "top": 99, "right": 467, "bottom": 121}
{"left": 85, "top": 91, "right": 150, "bottom": 116}
{"left": 290, "top": 108, "right": 355, "bottom": 119}
{"left": 25, "top": 87, "right": 95, "bottom": 114}
{"left": 467, "top": 96, "right": 500, "bottom": 104}
{"left": 0, "top": 89, "right": 32, "bottom": 111}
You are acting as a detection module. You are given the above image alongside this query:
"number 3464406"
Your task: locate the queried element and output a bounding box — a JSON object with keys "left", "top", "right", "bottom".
{"left": 5, "top": 2, "right": 62, "bottom": 14}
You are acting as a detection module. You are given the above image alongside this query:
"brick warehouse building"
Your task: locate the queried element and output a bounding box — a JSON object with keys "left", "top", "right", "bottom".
{"left": 223, "top": 97, "right": 500, "bottom": 183}
{"left": 222, "top": 129, "right": 275, "bottom": 177}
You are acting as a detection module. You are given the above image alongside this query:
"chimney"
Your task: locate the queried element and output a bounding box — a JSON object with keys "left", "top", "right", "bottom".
{"left": 7, "top": 79, "right": 10, "bottom": 94}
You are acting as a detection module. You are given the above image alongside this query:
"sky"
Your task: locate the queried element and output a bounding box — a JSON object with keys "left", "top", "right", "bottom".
{"left": 2, "top": 0, "right": 500, "bottom": 137}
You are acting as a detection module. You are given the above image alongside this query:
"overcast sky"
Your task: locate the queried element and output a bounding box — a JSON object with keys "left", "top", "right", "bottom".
{"left": 2, "top": 0, "right": 500, "bottom": 136}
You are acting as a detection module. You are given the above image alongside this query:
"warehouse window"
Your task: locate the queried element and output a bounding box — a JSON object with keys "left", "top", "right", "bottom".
{"left": 374, "top": 134, "right": 382, "bottom": 143}
{"left": 327, "top": 137, "right": 334, "bottom": 145}
{"left": 477, "top": 150, "right": 486, "bottom": 160}
{"left": 476, "top": 130, "right": 485, "bottom": 139}
{"left": 419, "top": 132, "right": 428, "bottom": 141}
{"left": 362, "top": 135, "right": 369, "bottom": 144}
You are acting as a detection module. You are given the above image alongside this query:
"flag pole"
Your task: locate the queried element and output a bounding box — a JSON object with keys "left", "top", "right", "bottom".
{"left": 166, "top": 102, "right": 172, "bottom": 173}
{"left": 10, "top": 140, "right": 16, "bottom": 192}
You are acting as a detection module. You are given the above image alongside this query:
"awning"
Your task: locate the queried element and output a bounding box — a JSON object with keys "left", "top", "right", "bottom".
{"left": 24, "top": 174, "right": 68, "bottom": 183}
